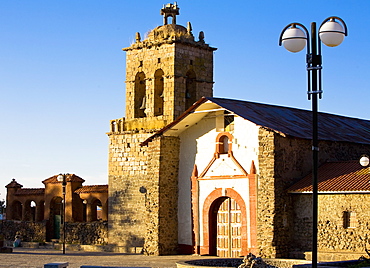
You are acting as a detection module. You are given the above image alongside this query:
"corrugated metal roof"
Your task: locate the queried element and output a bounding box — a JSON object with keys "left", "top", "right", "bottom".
{"left": 141, "top": 97, "right": 370, "bottom": 146}
{"left": 208, "top": 97, "right": 370, "bottom": 144}
{"left": 288, "top": 161, "right": 370, "bottom": 193}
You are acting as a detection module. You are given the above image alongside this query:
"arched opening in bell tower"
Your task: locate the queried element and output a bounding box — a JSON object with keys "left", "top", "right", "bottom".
{"left": 185, "top": 70, "right": 197, "bottom": 110}
{"left": 154, "top": 69, "right": 164, "bottom": 116}
{"left": 134, "top": 72, "right": 146, "bottom": 118}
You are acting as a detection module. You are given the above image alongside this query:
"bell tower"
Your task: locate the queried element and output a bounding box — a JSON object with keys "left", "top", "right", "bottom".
{"left": 122, "top": 3, "right": 216, "bottom": 130}
{"left": 107, "top": 3, "right": 216, "bottom": 255}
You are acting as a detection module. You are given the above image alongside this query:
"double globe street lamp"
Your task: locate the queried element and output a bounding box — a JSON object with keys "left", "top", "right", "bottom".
{"left": 279, "top": 17, "right": 347, "bottom": 267}
{"left": 57, "top": 173, "right": 69, "bottom": 254}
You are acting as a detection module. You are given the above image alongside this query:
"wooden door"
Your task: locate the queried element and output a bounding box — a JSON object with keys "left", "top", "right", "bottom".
{"left": 216, "top": 198, "right": 242, "bottom": 257}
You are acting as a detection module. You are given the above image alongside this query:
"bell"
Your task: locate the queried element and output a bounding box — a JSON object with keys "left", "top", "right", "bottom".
{"left": 140, "top": 96, "right": 146, "bottom": 109}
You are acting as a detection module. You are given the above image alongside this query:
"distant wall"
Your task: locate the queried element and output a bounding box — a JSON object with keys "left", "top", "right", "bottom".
{"left": 0, "top": 220, "right": 107, "bottom": 245}
{"left": 64, "top": 221, "right": 108, "bottom": 245}
{"left": 0, "top": 220, "right": 46, "bottom": 242}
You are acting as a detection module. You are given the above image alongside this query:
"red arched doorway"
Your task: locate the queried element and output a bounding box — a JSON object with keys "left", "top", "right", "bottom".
{"left": 213, "top": 197, "right": 242, "bottom": 257}
{"left": 202, "top": 188, "right": 254, "bottom": 257}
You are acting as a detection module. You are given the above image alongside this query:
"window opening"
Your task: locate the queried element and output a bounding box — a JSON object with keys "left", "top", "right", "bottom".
{"left": 134, "top": 72, "right": 146, "bottom": 118}
{"left": 221, "top": 136, "right": 229, "bottom": 154}
{"left": 154, "top": 69, "right": 164, "bottom": 116}
{"left": 185, "top": 70, "right": 197, "bottom": 110}
{"left": 343, "top": 211, "right": 358, "bottom": 228}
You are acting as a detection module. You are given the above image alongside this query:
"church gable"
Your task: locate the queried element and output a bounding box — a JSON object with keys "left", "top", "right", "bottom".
{"left": 199, "top": 133, "right": 248, "bottom": 178}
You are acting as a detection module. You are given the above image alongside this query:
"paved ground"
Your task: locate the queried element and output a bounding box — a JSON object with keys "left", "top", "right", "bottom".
{"left": 0, "top": 248, "right": 213, "bottom": 268}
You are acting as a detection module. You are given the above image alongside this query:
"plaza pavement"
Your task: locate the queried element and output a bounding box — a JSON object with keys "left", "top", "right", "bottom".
{"left": 0, "top": 248, "right": 213, "bottom": 268}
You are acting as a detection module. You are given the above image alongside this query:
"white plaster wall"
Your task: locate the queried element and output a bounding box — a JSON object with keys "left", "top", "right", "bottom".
{"left": 231, "top": 116, "right": 260, "bottom": 172}
{"left": 177, "top": 115, "right": 260, "bottom": 246}
{"left": 177, "top": 116, "right": 216, "bottom": 245}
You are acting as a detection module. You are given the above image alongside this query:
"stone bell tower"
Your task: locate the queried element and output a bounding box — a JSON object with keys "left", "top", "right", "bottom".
{"left": 107, "top": 3, "right": 216, "bottom": 255}
{"left": 122, "top": 2, "right": 216, "bottom": 130}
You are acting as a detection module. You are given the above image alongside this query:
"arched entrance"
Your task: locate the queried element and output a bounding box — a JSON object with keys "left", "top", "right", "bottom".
{"left": 11, "top": 200, "right": 22, "bottom": 220}
{"left": 208, "top": 196, "right": 242, "bottom": 257}
{"left": 202, "top": 188, "right": 253, "bottom": 257}
{"left": 214, "top": 197, "right": 242, "bottom": 257}
{"left": 50, "top": 196, "right": 63, "bottom": 239}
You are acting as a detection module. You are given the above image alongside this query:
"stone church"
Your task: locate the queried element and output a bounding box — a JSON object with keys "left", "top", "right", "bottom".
{"left": 107, "top": 3, "right": 370, "bottom": 259}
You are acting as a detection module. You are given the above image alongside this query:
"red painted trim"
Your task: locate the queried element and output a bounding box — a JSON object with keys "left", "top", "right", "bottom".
{"left": 248, "top": 174, "right": 258, "bottom": 255}
{"left": 215, "top": 132, "right": 233, "bottom": 157}
{"left": 191, "top": 164, "right": 199, "bottom": 255}
{"left": 201, "top": 188, "right": 252, "bottom": 256}
{"left": 178, "top": 244, "right": 194, "bottom": 255}
{"left": 199, "top": 156, "right": 216, "bottom": 178}
{"left": 198, "top": 175, "right": 247, "bottom": 180}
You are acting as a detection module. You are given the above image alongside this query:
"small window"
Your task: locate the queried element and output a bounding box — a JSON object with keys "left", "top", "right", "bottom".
{"left": 221, "top": 136, "right": 229, "bottom": 154}
{"left": 139, "top": 61, "right": 143, "bottom": 67}
{"left": 343, "top": 211, "right": 358, "bottom": 228}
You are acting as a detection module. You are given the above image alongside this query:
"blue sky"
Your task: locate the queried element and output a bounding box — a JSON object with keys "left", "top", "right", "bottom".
{"left": 1, "top": 1, "right": 370, "bottom": 200}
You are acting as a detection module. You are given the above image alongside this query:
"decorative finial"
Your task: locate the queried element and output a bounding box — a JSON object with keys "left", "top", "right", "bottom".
{"left": 187, "top": 22, "right": 192, "bottom": 34}
{"left": 199, "top": 31, "right": 205, "bottom": 43}
{"left": 135, "top": 32, "right": 141, "bottom": 43}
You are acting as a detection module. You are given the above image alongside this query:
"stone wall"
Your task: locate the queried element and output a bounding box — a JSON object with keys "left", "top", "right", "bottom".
{"left": 124, "top": 33, "right": 214, "bottom": 123}
{"left": 292, "top": 194, "right": 370, "bottom": 254}
{"left": 257, "top": 128, "right": 277, "bottom": 257}
{"left": 65, "top": 221, "right": 108, "bottom": 245}
{"left": 108, "top": 131, "right": 152, "bottom": 252}
{"left": 144, "top": 135, "right": 180, "bottom": 255}
{"left": 0, "top": 220, "right": 46, "bottom": 242}
{"left": 257, "top": 128, "right": 370, "bottom": 258}
{"left": 0, "top": 220, "right": 107, "bottom": 245}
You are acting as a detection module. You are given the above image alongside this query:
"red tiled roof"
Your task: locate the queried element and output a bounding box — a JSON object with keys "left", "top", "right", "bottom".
{"left": 14, "top": 188, "right": 45, "bottom": 196}
{"left": 288, "top": 161, "right": 370, "bottom": 193}
{"left": 42, "top": 174, "right": 85, "bottom": 184}
{"left": 74, "top": 185, "right": 108, "bottom": 194}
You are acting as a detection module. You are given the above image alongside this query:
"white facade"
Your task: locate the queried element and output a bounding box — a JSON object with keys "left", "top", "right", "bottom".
{"left": 177, "top": 112, "right": 260, "bottom": 247}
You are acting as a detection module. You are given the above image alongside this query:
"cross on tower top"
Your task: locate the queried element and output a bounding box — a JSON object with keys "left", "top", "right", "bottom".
{"left": 161, "top": 2, "right": 180, "bottom": 25}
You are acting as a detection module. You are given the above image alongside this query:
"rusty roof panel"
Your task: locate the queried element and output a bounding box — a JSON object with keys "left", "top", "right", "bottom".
{"left": 141, "top": 97, "right": 370, "bottom": 146}
{"left": 208, "top": 97, "right": 370, "bottom": 144}
{"left": 288, "top": 161, "right": 370, "bottom": 193}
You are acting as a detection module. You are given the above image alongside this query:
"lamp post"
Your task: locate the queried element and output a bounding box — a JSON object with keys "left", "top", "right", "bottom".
{"left": 360, "top": 155, "right": 370, "bottom": 168}
{"left": 56, "top": 173, "right": 68, "bottom": 254}
{"left": 279, "top": 17, "right": 347, "bottom": 267}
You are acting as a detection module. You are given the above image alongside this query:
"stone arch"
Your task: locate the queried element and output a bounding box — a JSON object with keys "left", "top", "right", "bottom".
{"left": 36, "top": 200, "right": 45, "bottom": 222}
{"left": 154, "top": 69, "right": 164, "bottom": 116}
{"left": 215, "top": 132, "right": 233, "bottom": 155}
{"left": 49, "top": 196, "right": 63, "bottom": 239}
{"left": 111, "top": 121, "right": 116, "bottom": 132}
{"left": 24, "top": 200, "right": 37, "bottom": 222}
{"left": 134, "top": 72, "right": 146, "bottom": 118}
{"left": 185, "top": 69, "right": 197, "bottom": 110}
{"left": 202, "top": 188, "right": 249, "bottom": 256}
{"left": 10, "top": 200, "right": 22, "bottom": 220}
